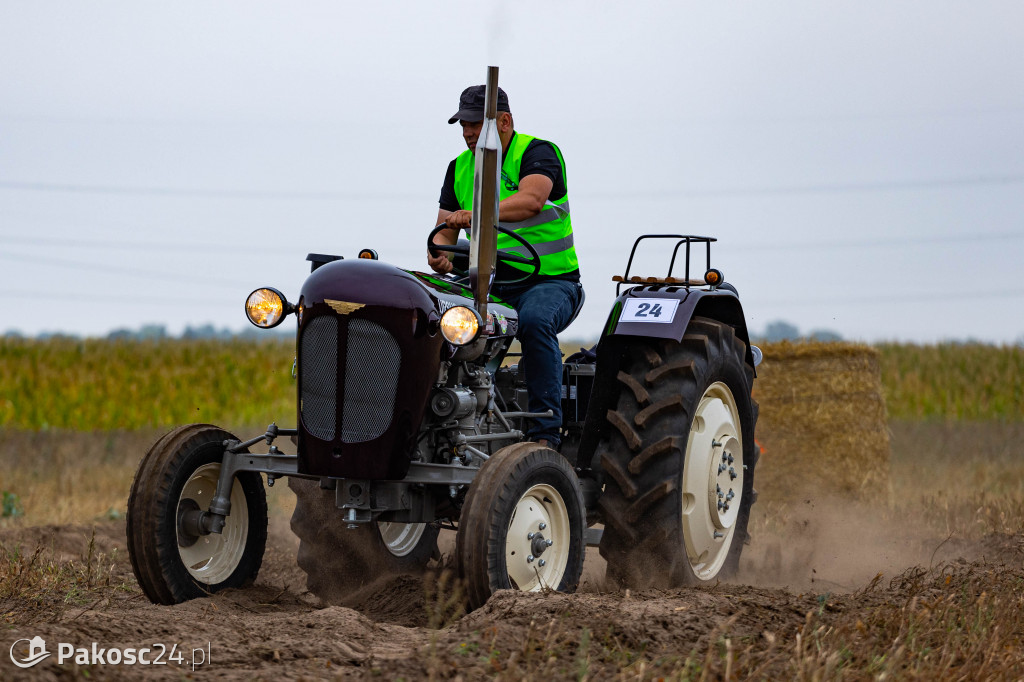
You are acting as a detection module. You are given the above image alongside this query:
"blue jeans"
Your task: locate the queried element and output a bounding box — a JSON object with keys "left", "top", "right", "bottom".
{"left": 495, "top": 279, "right": 583, "bottom": 447}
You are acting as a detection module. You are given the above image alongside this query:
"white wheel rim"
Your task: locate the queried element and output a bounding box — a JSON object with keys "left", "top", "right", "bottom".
{"left": 680, "top": 381, "right": 743, "bottom": 581}
{"left": 176, "top": 463, "right": 249, "bottom": 585}
{"left": 378, "top": 521, "right": 427, "bottom": 557}
{"left": 504, "top": 483, "right": 570, "bottom": 592}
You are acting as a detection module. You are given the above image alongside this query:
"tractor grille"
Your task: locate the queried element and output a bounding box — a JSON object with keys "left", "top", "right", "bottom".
{"left": 300, "top": 315, "right": 338, "bottom": 441}
{"left": 341, "top": 319, "right": 401, "bottom": 443}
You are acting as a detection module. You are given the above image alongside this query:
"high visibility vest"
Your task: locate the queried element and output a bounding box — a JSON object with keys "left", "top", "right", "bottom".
{"left": 452, "top": 133, "right": 577, "bottom": 276}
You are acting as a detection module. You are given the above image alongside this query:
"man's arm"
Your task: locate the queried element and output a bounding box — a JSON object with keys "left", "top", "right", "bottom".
{"left": 444, "top": 174, "right": 554, "bottom": 231}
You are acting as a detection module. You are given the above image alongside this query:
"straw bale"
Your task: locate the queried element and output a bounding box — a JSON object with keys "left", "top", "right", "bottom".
{"left": 752, "top": 341, "right": 891, "bottom": 503}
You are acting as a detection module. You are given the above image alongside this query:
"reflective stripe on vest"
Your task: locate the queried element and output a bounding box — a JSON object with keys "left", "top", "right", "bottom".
{"left": 452, "top": 132, "right": 577, "bottom": 276}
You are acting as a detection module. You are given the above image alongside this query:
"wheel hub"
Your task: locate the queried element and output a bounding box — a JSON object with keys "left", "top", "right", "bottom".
{"left": 681, "top": 381, "right": 745, "bottom": 580}
{"left": 530, "top": 533, "right": 550, "bottom": 557}
{"left": 709, "top": 435, "right": 742, "bottom": 530}
{"left": 175, "top": 463, "right": 249, "bottom": 585}
{"left": 176, "top": 498, "right": 205, "bottom": 548}
{"left": 505, "top": 486, "right": 569, "bottom": 591}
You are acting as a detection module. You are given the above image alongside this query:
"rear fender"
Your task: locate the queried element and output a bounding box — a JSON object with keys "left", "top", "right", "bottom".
{"left": 605, "top": 287, "right": 754, "bottom": 368}
{"left": 574, "top": 287, "right": 753, "bottom": 476}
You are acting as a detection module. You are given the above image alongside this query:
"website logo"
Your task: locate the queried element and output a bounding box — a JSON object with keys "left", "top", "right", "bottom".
{"left": 10, "top": 636, "right": 52, "bottom": 669}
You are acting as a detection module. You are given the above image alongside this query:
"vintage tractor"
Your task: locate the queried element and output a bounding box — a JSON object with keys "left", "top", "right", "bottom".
{"left": 126, "top": 69, "right": 761, "bottom": 610}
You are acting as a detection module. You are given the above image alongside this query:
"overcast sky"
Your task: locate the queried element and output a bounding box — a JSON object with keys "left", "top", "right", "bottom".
{"left": 2, "top": 1, "right": 1022, "bottom": 343}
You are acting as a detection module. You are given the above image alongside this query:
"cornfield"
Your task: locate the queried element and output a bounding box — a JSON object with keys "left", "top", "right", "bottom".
{"left": 0, "top": 337, "right": 295, "bottom": 431}
{"left": 1, "top": 337, "right": 1021, "bottom": 431}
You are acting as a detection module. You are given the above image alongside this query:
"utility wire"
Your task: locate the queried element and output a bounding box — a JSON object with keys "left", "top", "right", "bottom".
{"left": 731, "top": 231, "right": 1024, "bottom": 252}
{"left": 749, "top": 288, "right": 1024, "bottom": 307}
{"left": 0, "top": 233, "right": 277, "bottom": 255}
{"left": 2, "top": 174, "right": 1023, "bottom": 200}
{"left": 0, "top": 251, "right": 242, "bottom": 287}
{"left": 579, "top": 175, "right": 1024, "bottom": 199}
{"left": 0, "top": 180, "right": 424, "bottom": 202}
{"left": 0, "top": 289, "right": 229, "bottom": 305}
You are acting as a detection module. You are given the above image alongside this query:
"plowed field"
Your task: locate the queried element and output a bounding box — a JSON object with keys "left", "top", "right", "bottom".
{"left": 3, "top": 423, "right": 1023, "bottom": 679}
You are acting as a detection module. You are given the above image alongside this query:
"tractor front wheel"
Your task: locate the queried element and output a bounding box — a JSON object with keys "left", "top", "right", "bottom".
{"left": 126, "top": 424, "right": 268, "bottom": 605}
{"left": 457, "top": 442, "right": 586, "bottom": 610}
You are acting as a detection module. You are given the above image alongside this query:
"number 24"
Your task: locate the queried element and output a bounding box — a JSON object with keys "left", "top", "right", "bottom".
{"left": 635, "top": 303, "right": 663, "bottom": 318}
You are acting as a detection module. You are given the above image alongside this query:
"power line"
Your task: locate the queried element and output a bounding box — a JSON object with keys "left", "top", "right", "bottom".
{"left": 585, "top": 231, "right": 1024, "bottom": 254}
{"left": 0, "top": 289, "right": 237, "bottom": 306}
{"left": 579, "top": 175, "right": 1024, "bottom": 200}
{"left": 732, "top": 231, "right": 1024, "bottom": 252}
{"left": 0, "top": 251, "right": 241, "bottom": 287}
{"left": 0, "top": 180, "right": 425, "bottom": 202}
{"left": 7, "top": 229, "right": 1021, "bottom": 260}
{"left": 0, "top": 233, "right": 274, "bottom": 255}
{"left": 749, "top": 288, "right": 1024, "bottom": 308}
{"left": 2, "top": 173, "right": 1023, "bottom": 201}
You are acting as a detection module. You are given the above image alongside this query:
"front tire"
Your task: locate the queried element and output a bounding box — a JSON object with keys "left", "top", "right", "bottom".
{"left": 457, "top": 442, "right": 586, "bottom": 610}
{"left": 598, "top": 317, "right": 758, "bottom": 587}
{"left": 288, "top": 477, "right": 439, "bottom": 604}
{"left": 126, "top": 424, "right": 268, "bottom": 605}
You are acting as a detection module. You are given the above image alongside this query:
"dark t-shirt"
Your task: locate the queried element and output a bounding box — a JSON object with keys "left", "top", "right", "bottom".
{"left": 438, "top": 133, "right": 578, "bottom": 284}
{"left": 438, "top": 134, "right": 567, "bottom": 212}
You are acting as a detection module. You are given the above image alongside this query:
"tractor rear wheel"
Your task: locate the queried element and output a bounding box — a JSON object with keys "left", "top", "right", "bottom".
{"left": 288, "top": 478, "right": 439, "bottom": 604}
{"left": 598, "top": 317, "right": 758, "bottom": 587}
{"left": 457, "top": 442, "right": 586, "bottom": 610}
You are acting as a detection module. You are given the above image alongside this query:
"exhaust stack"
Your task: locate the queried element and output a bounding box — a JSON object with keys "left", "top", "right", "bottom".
{"left": 469, "top": 65, "right": 501, "bottom": 325}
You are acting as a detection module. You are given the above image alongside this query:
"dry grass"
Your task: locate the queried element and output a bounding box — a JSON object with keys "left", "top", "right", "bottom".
{"left": 0, "top": 429, "right": 296, "bottom": 527}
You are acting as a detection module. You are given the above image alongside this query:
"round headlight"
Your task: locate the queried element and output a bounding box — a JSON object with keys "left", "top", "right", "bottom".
{"left": 440, "top": 306, "right": 482, "bottom": 345}
{"left": 245, "top": 288, "right": 289, "bottom": 328}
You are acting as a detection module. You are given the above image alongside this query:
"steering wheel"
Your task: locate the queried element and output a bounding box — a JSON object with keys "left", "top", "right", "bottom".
{"left": 428, "top": 222, "right": 541, "bottom": 285}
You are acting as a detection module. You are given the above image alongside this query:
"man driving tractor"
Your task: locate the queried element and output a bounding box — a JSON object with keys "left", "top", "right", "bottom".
{"left": 428, "top": 83, "right": 583, "bottom": 449}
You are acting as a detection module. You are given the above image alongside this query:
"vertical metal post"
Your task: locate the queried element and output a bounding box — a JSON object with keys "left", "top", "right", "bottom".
{"left": 470, "top": 65, "right": 501, "bottom": 323}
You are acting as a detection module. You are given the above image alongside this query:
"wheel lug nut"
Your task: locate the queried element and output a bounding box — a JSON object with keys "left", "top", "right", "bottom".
{"left": 538, "top": 559, "right": 546, "bottom": 567}
{"left": 527, "top": 555, "right": 535, "bottom": 563}
{"left": 545, "top": 539, "right": 553, "bottom": 547}
{"left": 538, "top": 522, "right": 546, "bottom": 531}
{"left": 727, "top": 453, "right": 734, "bottom": 464}
{"left": 714, "top": 531, "right": 724, "bottom": 539}
{"left": 528, "top": 532, "right": 536, "bottom": 540}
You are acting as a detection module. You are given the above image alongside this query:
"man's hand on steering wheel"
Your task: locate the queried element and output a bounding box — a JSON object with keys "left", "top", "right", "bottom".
{"left": 427, "top": 222, "right": 541, "bottom": 284}
{"left": 428, "top": 250, "right": 453, "bottom": 274}
{"left": 427, "top": 221, "right": 459, "bottom": 274}
{"left": 445, "top": 210, "right": 471, "bottom": 231}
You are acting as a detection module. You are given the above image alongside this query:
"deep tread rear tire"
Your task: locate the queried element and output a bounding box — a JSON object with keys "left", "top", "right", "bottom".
{"left": 127, "top": 424, "right": 268, "bottom": 604}
{"left": 598, "top": 317, "right": 758, "bottom": 587}
{"left": 288, "top": 477, "right": 439, "bottom": 604}
{"left": 457, "top": 442, "right": 586, "bottom": 610}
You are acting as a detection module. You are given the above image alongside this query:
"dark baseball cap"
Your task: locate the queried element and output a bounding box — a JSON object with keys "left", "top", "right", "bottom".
{"left": 447, "top": 85, "right": 511, "bottom": 124}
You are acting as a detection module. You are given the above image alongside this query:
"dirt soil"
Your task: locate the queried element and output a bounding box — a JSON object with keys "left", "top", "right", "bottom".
{"left": 2, "top": 506, "right": 1022, "bottom": 681}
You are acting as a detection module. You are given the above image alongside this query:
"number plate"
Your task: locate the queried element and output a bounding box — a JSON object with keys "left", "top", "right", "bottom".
{"left": 620, "top": 298, "right": 679, "bottom": 324}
